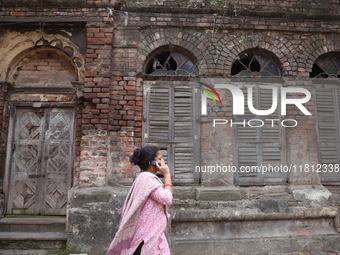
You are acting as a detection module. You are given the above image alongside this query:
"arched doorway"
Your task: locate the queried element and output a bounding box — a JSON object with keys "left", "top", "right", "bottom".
{"left": 5, "top": 46, "right": 79, "bottom": 215}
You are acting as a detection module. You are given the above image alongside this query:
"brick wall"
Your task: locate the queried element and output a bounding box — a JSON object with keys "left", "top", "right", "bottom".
{"left": 200, "top": 85, "right": 234, "bottom": 186}
{"left": 79, "top": 129, "right": 108, "bottom": 187}
{"left": 15, "top": 49, "right": 78, "bottom": 86}
{"left": 1, "top": 0, "right": 340, "bottom": 188}
{"left": 285, "top": 79, "right": 319, "bottom": 185}
{"left": 83, "top": 21, "right": 113, "bottom": 131}
{"left": 136, "top": 27, "right": 340, "bottom": 79}
{"left": 108, "top": 126, "right": 135, "bottom": 185}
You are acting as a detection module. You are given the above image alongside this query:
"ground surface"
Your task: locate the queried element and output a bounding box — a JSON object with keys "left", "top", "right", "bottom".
{"left": 0, "top": 250, "right": 340, "bottom": 255}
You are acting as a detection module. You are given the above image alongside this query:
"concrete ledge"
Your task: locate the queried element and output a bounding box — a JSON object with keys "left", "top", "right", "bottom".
{"left": 67, "top": 187, "right": 129, "bottom": 255}
{"left": 171, "top": 207, "right": 337, "bottom": 222}
{"left": 170, "top": 206, "right": 340, "bottom": 254}
{"left": 0, "top": 216, "right": 66, "bottom": 225}
{"left": 196, "top": 187, "right": 241, "bottom": 201}
{"left": 173, "top": 186, "right": 196, "bottom": 200}
{"left": 170, "top": 235, "right": 340, "bottom": 255}
{"left": 68, "top": 186, "right": 129, "bottom": 208}
{"left": 0, "top": 0, "right": 121, "bottom": 8}
{"left": 0, "top": 232, "right": 67, "bottom": 241}
{"left": 171, "top": 218, "right": 337, "bottom": 241}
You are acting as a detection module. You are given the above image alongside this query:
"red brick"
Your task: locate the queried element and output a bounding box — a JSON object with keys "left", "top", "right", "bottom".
{"left": 84, "top": 93, "right": 97, "bottom": 98}
{"left": 96, "top": 104, "right": 108, "bottom": 109}
{"left": 97, "top": 93, "right": 109, "bottom": 97}
{"left": 91, "top": 119, "right": 100, "bottom": 124}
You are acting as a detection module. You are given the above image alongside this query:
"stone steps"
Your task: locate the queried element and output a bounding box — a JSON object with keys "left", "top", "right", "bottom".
{"left": 0, "top": 232, "right": 67, "bottom": 240}
{"left": 170, "top": 206, "right": 340, "bottom": 255}
{"left": 0, "top": 216, "right": 66, "bottom": 233}
{"left": 0, "top": 216, "right": 67, "bottom": 250}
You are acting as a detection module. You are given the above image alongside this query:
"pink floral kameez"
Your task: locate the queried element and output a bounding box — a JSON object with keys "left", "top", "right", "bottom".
{"left": 120, "top": 185, "right": 173, "bottom": 255}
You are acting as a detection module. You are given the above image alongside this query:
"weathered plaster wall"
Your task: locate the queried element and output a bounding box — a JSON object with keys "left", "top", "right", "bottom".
{"left": 1, "top": 1, "right": 340, "bottom": 254}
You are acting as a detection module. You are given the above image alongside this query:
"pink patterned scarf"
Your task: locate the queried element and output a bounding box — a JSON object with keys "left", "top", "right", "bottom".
{"left": 106, "top": 171, "right": 166, "bottom": 255}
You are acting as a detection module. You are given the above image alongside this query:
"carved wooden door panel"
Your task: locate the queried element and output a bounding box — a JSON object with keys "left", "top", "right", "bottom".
{"left": 7, "top": 107, "right": 75, "bottom": 215}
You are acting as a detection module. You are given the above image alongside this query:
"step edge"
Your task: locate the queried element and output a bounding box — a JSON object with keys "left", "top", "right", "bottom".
{"left": 0, "top": 232, "right": 67, "bottom": 241}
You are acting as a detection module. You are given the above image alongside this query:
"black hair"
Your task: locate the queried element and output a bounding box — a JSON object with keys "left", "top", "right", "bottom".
{"left": 130, "top": 146, "right": 160, "bottom": 171}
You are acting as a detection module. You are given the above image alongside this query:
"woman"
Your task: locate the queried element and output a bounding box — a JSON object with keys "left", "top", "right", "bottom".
{"left": 107, "top": 146, "right": 173, "bottom": 255}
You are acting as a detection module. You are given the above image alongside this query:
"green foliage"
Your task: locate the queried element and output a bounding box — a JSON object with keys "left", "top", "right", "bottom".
{"left": 210, "top": 0, "right": 228, "bottom": 10}
{"left": 193, "top": 32, "right": 202, "bottom": 40}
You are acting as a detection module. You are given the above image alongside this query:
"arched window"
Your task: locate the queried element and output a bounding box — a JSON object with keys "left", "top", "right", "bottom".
{"left": 145, "top": 51, "right": 197, "bottom": 76}
{"left": 231, "top": 52, "right": 280, "bottom": 77}
{"left": 230, "top": 50, "right": 285, "bottom": 186}
{"left": 312, "top": 53, "right": 340, "bottom": 184}
{"left": 310, "top": 53, "right": 340, "bottom": 78}
{"left": 143, "top": 48, "right": 199, "bottom": 184}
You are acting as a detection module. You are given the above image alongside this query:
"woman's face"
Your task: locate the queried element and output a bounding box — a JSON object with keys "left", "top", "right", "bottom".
{"left": 154, "top": 150, "right": 163, "bottom": 162}
{"left": 148, "top": 150, "right": 163, "bottom": 174}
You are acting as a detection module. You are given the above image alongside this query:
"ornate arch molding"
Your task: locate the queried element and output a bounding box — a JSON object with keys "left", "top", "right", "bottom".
{"left": 303, "top": 34, "right": 340, "bottom": 74}
{"left": 216, "top": 31, "right": 291, "bottom": 76}
{"left": 0, "top": 30, "right": 85, "bottom": 83}
{"left": 138, "top": 27, "right": 213, "bottom": 76}
{"left": 10, "top": 46, "right": 79, "bottom": 86}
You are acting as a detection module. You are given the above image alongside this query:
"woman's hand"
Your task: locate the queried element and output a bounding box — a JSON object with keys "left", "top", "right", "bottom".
{"left": 155, "top": 158, "right": 170, "bottom": 176}
{"left": 155, "top": 158, "right": 173, "bottom": 194}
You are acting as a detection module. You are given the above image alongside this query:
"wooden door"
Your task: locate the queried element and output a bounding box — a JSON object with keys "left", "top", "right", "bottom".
{"left": 7, "top": 107, "right": 75, "bottom": 215}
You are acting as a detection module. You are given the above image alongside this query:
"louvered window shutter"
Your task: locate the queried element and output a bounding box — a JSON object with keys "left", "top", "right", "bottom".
{"left": 315, "top": 89, "right": 340, "bottom": 183}
{"left": 143, "top": 81, "right": 199, "bottom": 184}
{"left": 259, "top": 86, "right": 286, "bottom": 184}
{"left": 234, "top": 87, "right": 261, "bottom": 185}
{"left": 235, "top": 85, "right": 286, "bottom": 185}
{"left": 145, "top": 85, "right": 170, "bottom": 142}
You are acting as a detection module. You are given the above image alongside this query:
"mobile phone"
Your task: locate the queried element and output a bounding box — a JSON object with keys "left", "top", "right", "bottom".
{"left": 150, "top": 160, "right": 161, "bottom": 166}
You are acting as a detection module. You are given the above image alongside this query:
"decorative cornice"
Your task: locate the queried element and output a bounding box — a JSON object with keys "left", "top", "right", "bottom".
{"left": 0, "top": 81, "right": 14, "bottom": 94}
{"left": 72, "top": 81, "right": 84, "bottom": 98}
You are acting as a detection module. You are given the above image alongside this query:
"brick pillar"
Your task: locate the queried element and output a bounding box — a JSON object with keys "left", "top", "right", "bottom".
{"left": 79, "top": 130, "right": 108, "bottom": 187}
{"left": 79, "top": 21, "right": 113, "bottom": 187}
{"left": 84, "top": 22, "right": 113, "bottom": 130}
{"left": 107, "top": 27, "right": 142, "bottom": 185}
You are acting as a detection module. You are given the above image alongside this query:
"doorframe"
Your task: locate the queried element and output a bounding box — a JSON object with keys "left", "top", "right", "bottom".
{"left": 3, "top": 101, "right": 77, "bottom": 215}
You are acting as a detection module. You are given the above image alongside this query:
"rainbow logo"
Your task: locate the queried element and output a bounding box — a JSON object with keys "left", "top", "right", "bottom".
{"left": 197, "top": 82, "right": 223, "bottom": 106}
